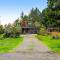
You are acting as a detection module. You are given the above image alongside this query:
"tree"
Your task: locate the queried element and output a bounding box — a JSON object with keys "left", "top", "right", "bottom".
{"left": 23, "top": 15, "right": 29, "bottom": 21}
{"left": 13, "top": 19, "right": 21, "bottom": 35}
{"left": 13, "top": 19, "right": 20, "bottom": 27}
{"left": 21, "top": 11, "right": 24, "bottom": 20}
{"left": 47, "top": 0, "right": 60, "bottom": 9}
{"left": 29, "top": 8, "right": 42, "bottom": 23}
{"left": 0, "top": 25, "right": 4, "bottom": 34}
{"left": 4, "top": 24, "right": 13, "bottom": 38}
{"left": 4, "top": 20, "right": 21, "bottom": 38}
{"left": 42, "top": 0, "right": 60, "bottom": 28}
{"left": 21, "top": 12, "right": 29, "bottom": 21}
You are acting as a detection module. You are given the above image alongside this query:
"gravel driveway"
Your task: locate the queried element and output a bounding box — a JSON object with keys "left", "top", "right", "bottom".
{"left": 0, "top": 34, "right": 60, "bottom": 60}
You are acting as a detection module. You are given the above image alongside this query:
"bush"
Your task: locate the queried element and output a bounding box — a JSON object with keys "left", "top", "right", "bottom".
{"left": 37, "top": 25, "right": 47, "bottom": 35}
{"left": 3, "top": 24, "right": 21, "bottom": 38}
{"left": 0, "top": 25, "right": 4, "bottom": 34}
{"left": 52, "top": 36, "right": 60, "bottom": 39}
{"left": 3, "top": 32, "right": 20, "bottom": 38}
{"left": 51, "top": 32, "right": 60, "bottom": 39}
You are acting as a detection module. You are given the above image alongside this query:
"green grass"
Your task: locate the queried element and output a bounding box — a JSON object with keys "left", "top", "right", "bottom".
{"left": 37, "top": 35, "right": 60, "bottom": 53}
{"left": 0, "top": 37, "right": 23, "bottom": 53}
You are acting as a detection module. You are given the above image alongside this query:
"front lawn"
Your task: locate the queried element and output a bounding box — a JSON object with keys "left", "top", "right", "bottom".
{"left": 0, "top": 37, "right": 23, "bottom": 53}
{"left": 37, "top": 35, "right": 60, "bottom": 53}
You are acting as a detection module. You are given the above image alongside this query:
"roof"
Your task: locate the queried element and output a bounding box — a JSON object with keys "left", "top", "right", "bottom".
{"left": 21, "top": 27, "right": 37, "bottom": 29}
{"left": 47, "top": 28, "right": 60, "bottom": 29}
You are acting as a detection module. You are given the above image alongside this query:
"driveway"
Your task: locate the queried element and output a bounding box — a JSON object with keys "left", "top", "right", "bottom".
{"left": 15, "top": 34, "right": 50, "bottom": 52}
{"left": 0, "top": 34, "right": 60, "bottom": 60}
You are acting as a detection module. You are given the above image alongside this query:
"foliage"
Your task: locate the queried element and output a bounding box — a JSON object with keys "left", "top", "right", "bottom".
{"left": 50, "top": 32, "right": 60, "bottom": 39}
{"left": 40, "top": 25, "right": 47, "bottom": 35}
{"left": 4, "top": 20, "right": 21, "bottom": 38}
{"left": 42, "top": 0, "right": 60, "bottom": 28}
{"left": 29, "top": 8, "right": 42, "bottom": 23}
{"left": 21, "top": 11, "right": 24, "bottom": 20}
{"left": 0, "top": 25, "right": 4, "bottom": 34}
{"left": 20, "top": 8, "right": 42, "bottom": 34}
{"left": 37, "top": 24, "right": 46, "bottom": 35}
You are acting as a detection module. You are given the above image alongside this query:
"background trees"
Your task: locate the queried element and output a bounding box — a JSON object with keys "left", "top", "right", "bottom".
{"left": 20, "top": 8, "right": 42, "bottom": 28}
{"left": 1, "top": 0, "right": 60, "bottom": 37}
{"left": 3, "top": 19, "right": 21, "bottom": 38}
{"left": 0, "top": 25, "right": 4, "bottom": 34}
{"left": 42, "top": 0, "right": 60, "bottom": 28}
{"left": 20, "top": 1, "right": 60, "bottom": 29}
{"left": 29, "top": 8, "right": 42, "bottom": 23}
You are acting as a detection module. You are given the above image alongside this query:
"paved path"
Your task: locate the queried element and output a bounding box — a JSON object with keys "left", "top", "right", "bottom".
{"left": 0, "top": 34, "right": 60, "bottom": 60}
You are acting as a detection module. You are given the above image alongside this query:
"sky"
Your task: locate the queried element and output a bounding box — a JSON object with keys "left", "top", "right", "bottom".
{"left": 0, "top": 0, "right": 47, "bottom": 25}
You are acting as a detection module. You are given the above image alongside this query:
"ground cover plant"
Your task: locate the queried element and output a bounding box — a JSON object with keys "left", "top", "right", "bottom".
{"left": 0, "top": 35, "right": 23, "bottom": 53}
{"left": 37, "top": 34, "right": 60, "bottom": 53}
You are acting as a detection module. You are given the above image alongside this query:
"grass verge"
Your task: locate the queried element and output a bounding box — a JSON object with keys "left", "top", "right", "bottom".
{"left": 37, "top": 35, "right": 60, "bottom": 53}
{"left": 0, "top": 37, "right": 23, "bottom": 53}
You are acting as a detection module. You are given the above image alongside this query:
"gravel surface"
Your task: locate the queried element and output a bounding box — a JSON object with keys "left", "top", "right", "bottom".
{"left": 0, "top": 34, "right": 60, "bottom": 60}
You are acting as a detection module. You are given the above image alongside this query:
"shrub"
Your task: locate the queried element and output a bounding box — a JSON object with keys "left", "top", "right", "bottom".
{"left": 52, "top": 35, "right": 60, "bottom": 39}
{"left": 37, "top": 25, "right": 47, "bottom": 35}
{"left": 3, "top": 24, "right": 21, "bottom": 38}
{"left": 51, "top": 32, "right": 60, "bottom": 39}
{"left": 0, "top": 25, "right": 4, "bottom": 34}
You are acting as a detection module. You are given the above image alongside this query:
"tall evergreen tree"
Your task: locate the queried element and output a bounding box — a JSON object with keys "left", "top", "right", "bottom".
{"left": 29, "top": 8, "right": 42, "bottom": 23}
{"left": 42, "top": 0, "right": 60, "bottom": 28}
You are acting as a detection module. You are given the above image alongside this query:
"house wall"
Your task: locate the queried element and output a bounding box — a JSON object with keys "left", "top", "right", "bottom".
{"left": 21, "top": 28, "right": 37, "bottom": 34}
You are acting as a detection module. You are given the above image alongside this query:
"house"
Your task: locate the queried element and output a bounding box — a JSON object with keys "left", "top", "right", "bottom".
{"left": 20, "top": 20, "right": 38, "bottom": 34}
{"left": 47, "top": 27, "right": 60, "bottom": 36}
{"left": 47, "top": 27, "right": 60, "bottom": 32}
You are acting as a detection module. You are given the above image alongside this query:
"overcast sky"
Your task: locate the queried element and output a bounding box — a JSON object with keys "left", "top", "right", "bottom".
{"left": 0, "top": 0, "right": 47, "bottom": 25}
